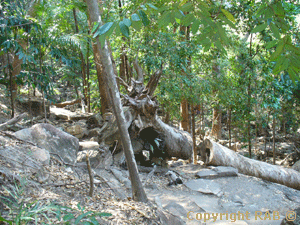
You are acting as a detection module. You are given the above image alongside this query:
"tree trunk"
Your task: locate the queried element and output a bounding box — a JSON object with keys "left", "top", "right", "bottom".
{"left": 73, "top": 8, "right": 88, "bottom": 112}
{"left": 228, "top": 108, "right": 232, "bottom": 148}
{"left": 179, "top": 25, "right": 189, "bottom": 132}
{"left": 180, "top": 99, "right": 189, "bottom": 131}
{"left": 85, "top": 0, "right": 148, "bottom": 203}
{"left": 211, "top": 106, "right": 222, "bottom": 139}
{"left": 273, "top": 115, "right": 276, "bottom": 165}
{"left": 199, "top": 139, "right": 300, "bottom": 190}
{"left": 87, "top": 18, "right": 110, "bottom": 115}
{"left": 192, "top": 103, "right": 197, "bottom": 164}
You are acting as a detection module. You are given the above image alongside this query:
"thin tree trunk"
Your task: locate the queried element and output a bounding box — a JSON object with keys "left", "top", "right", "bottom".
{"left": 192, "top": 103, "right": 197, "bottom": 164}
{"left": 86, "top": 36, "right": 91, "bottom": 113}
{"left": 7, "top": 52, "right": 14, "bottom": 118}
{"left": 85, "top": 0, "right": 148, "bottom": 203}
{"left": 228, "top": 108, "right": 231, "bottom": 148}
{"left": 73, "top": 8, "right": 88, "bottom": 112}
{"left": 179, "top": 25, "right": 189, "bottom": 132}
{"left": 273, "top": 114, "right": 276, "bottom": 165}
{"left": 247, "top": 78, "right": 252, "bottom": 158}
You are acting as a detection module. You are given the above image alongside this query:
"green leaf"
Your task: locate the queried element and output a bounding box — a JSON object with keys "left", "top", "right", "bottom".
{"left": 131, "top": 13, "right": 140, "bottom": 21}
{"left": 91, "top": 22, "right": 100, "bottom": 33}
{"left": 251, "top": 23, "right": 268, "bottom": 33}
{"left": 158, "top": 11, "right": 171, "bottom": 28}
{"left": 181, "top": 14, "right": 195, "bottom": 26}
{"left": 0, "top": 216, "right": 12, "bottom": 225}
{"left": 138, "top": 10, "right": 150, "bottom": 26}
{"left": 93, "top": 22, "right": 114, "bottom": 38}
{"left": 146, "top": 3, "right": 158, "bottom": 10}
{"left": 119, "top": 21, "right": 130, "bottom": 37}
{"left": 180, "top": 2, "right": 193, "bottom": 12}
{"left": 270, "top": 40, "right": 284, "bottom": 61}
{"left": 270, "top": 23, "right": 280, "bottom": 39}
{"left": 63, "top": 214, "right": 75, "bottom": 221}
{"left": 123, "top": 18, "right": 131, "bottom": 27}
{"left": 266, "top": 40, "right": 277, "bottom": 49}
{"left": 132, "top": 20, "right": 142, "bottom": 31}
{"left": 75, "top": 212, "right": 93, "bottom": 224}
{"left": 221, "top": 9, "right": 236, "bottom": 23}
{"left": 99, "top": 34, "right": 106, "bottom": 48}
{"left": 191, "top": 20, "right": 200, "bottom": 34}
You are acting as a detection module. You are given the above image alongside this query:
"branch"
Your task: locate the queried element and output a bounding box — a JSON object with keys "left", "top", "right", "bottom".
{"left": 133, "top": 56, "right": 144, "bottom": 83}
{"left": 0, "top": 113, "right": 28, "bottom": 131}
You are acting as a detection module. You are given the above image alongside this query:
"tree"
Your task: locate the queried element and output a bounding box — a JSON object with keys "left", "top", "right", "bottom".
{"left": 85, "top": 0, "right": 148, "bottom": 203}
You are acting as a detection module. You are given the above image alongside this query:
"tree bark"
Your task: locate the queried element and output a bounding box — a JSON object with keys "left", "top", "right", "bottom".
{"left": 73, "top": 8, "right": 88, "bottom": 112}
{"left": 192, "top": 103, "right": 197, "bottom": 164}
{"left": 199, "top": 139, "right": 300, "bottom": 190}
{"left": 273, "top": 115, "right": 276, "bottom": 165}
{"left": 211, "top": 106, "right": 222, "bottom": 139}
{"left": 87, "top": 18, "right": 110, "bottom": 115}
{"left": 85, "top": 0, "right": 148, "bottom": 203}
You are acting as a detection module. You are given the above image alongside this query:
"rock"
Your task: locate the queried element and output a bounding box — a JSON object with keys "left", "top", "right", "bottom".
{"left": 17, "top": 96, "right": 49, "bottom": 116}
{"left": 164, "top": 202, "right": 188, "bottom": 218}
{"left": 15, "top": 123, "right": 79, "bottom": 165}
{"left": 77, "top": 148, "right": 112, "bottom": 168}
{"left": 0, "top": 145, "right": 50, "bottom": 183}
{"left": 212, "top": 166, "right": 238, "bottom": 177}
{"left": 50, "top": 107, "right": 93, "bottom": 121}
{"left": 79, "top": 141, "right": 99, "bottom": 151}
{"left": 110, "top": 168, "right": 131, "bottom": 189}
{"left": 87, "top": 128, "right": 101, "bottom": 138}
{"left": 292, "top": 160, "right": 300, "bottom": 172}
{"left": 87, "top": 113, "right": 103, "bottom": 128}
{"left": 184, "top": 179, "right": 222, "bottom": 195}
{"left": 66, "top": 124, "right": 84, "bottom": 139}
{"left": 154, "top": 196, "right": 163, "bottom": 208}
{"left": 280, "top": 207, "right": 300, "bottom": 225}
{"left": 195, "top": 169, "right": 218, "bottom": 178}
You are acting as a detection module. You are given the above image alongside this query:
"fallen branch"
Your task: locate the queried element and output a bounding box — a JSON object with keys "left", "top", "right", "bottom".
{"left": 199, "top": 139, "right": 300, "bottom": 190}
{"left": 0, "top": 113, "right": 28, "bottom": 131}
{"left": 86, "top": 152, "right": 94, "bottom": 197}
{"left": 52, "top": 99, "right": 81, "bottom": 108}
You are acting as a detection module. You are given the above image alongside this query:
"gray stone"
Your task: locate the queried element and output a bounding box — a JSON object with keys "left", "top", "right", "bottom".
{"left": 163, "top": 201, "right": 188, "bottom": 218}
{"left": 196, "top": 169, "right": 218, "bottom": 178}
{"left": 15, "top": 123, "right": 79, "bottom": 165}
{"left": 50, "top": 108, "right": 92, "bottom": 121}
{"left": 87, "top": 128, "right": 101, "bottom": 138}
{"left": 0, "top": 145, "right": 50, "bottom": 182}
{"left": 185, "top": 179, "right": 222, "bottom": 195}
{"left": 292, "top": 160, "right": 300, "bottom": 172}
{"left": 87, "top": 113, "right": 103, "bottom": 128}
{"left": 212, "top": 166, "right": 238, "bottom": 177}
{"left": 281, "top": 207, "right": 300, "bottom": 225}
{"left": 79, "top": 141, "right": 99, "bottom": 151}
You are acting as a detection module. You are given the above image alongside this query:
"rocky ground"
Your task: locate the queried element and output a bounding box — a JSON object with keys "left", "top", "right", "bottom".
{"left": 0, "top": 86, "right": 300, "bottom": 225}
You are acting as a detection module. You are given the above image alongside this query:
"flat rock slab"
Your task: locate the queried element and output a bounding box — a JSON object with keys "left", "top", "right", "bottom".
{"left": 184, "top": 179, "right": 222, "bottom": 195}
{"left": 50, "top": 108, "right": 92, "bottom": 121}
{"left": 196, "top": 166, "right": 238, "bottom": 179}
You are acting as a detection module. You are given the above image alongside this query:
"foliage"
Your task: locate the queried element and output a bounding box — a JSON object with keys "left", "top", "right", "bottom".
{"left": 0, "top": 180, "right": 112, "bottom": 225}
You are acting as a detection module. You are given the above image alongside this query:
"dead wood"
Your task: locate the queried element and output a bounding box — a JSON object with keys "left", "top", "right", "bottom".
{"left": 0, "top": 112, "right": 27, "bottom": 131}
{"left": 86, "top": 152, "right": 94, "bottom": 197}
{"left": 53, "top": 99, "right": 81, "bottom": 108}
{"left": 199, "top": 138, "right": 300, "bottom": 190}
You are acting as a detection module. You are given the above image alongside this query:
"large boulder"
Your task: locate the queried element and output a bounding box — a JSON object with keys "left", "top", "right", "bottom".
{"left": 15, "top": 123, "right": 79, "bottom": 165}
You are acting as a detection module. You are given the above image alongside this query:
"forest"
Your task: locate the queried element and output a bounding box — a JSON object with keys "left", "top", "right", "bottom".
{"left": 0, "top": 0, "right": 300, "bottom": 224}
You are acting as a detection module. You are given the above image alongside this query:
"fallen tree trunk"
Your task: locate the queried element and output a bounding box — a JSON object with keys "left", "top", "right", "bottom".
{"left": 0, "top": 112, "right": 28, "bottom": 131}
{"left": 53, "top": 99, "right": 81, "bottom": 108}
{"left": 199, "top": 138, "right": 300, "bottom": 190}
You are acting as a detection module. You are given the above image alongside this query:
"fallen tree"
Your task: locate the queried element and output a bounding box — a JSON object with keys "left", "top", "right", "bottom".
{"left": 198, "top": 138, "right": 300, "bottom": 190}
{"left": 99, "top": 60, "right": 192, "bottom": 164}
